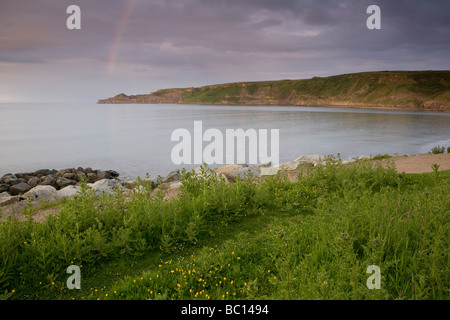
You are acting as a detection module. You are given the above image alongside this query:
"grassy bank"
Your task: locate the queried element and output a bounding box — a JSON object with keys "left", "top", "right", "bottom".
{"left": 1, "top": 159, "right": 449, "bottom": 300}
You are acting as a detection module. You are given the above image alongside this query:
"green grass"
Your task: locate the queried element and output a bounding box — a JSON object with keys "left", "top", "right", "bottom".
{"left": 1, "top": 161, "right": 449, "bottom": 300}
{"left": 174, "top": 71, "right": 450, "bottom": 108}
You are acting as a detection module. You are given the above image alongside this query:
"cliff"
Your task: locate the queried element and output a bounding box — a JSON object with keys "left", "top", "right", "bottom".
{"left": 97, "top": 71, "right": 450, "bottom": 112}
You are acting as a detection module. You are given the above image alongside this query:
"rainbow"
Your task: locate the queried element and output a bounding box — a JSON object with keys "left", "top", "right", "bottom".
{"left": 107, "top": 0, "right": 136, "bottom": 75}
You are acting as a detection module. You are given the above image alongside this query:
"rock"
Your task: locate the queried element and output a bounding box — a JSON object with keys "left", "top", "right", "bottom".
{"left": 0, "top": 173, "right": 14, "bottom": 182}
{"left": 122, "top": 180, "right": 137, "bottom": 190}
{"left": 84, "top": 167, "right": 93, "bottom": 174}
{"left": 27, "top": 177, "right": 40, "bottom": 188}
{"left": 216, "top": 165, "right": 260, "bottom": 182}
{"left": 56, "top": 185, "right": 81, "bottom": 200}
{"left": 96, "top": 170, "right": 112, "bottom": 180}
{"left": 228, "top": 167, "right": 260, "bottom": 181}
{"left": 62, "top": 172, "right": 77, "bottom": 180}
{"left": 59, "top": 168, "right": 74, "bottom": 176}
{"left": 87, "top": 179, "right": 120, "bottom": 195}
{"left": 39, "top": 174, "right": 58, "bottom": 188}
{"left": 2, "top": 174, "right": 20, "bottom": 186}
{"left": 0, "top": 195, "right": 22, "bottom": 207}
{"left": 294, "top": 155, "right": 327, "bottom": 166}
{"left": 15, "top": 172, "right": 35, "bottom": 181}
{"left": 107, "top": 170, "right": 120, "bottom": 178}
{"left": 56, "top": 177, "right": 78, "bottom": 189}
{"left": 279, "top": 160, "right": 314, "bottom": 171}
{"left": 75, "top": 171, "right": 86, "bottom": 182}
{"left": 86, "top": 172, "right": 98, "bottom": 183}
{"left": 0, "top": 192, "right": 11, "bottom": 199}
{"left": 216, "top": 165, "right": 245, "bottom": 181}
{"left": 34, "top": 169, "right": 52, "bottom": 177}
{"left": 162, "top": 170, "right": 182, "bottom": 184}
{"left": 23, "top": 185, "right": 58, "bottom": 203}
{"left": 169, "top": 181, "right": 182, "bottom": 188}
{"left": 9, "top": 182, "right": 32, "bottom": 195}
{"left": 0, "top": 183, "right": 9, "bottom": 193}
{"left": 123, "top": 178, "right": 153, "bottom": 190}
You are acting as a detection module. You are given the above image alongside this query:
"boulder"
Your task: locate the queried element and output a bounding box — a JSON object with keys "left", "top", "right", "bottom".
{"left": 107, "top": 170, "right": 120, "bottom": 178}
{"left": 56, "top": 177, "right": 78, "bottom": 189}
{"left": 96, "top": 170, "right": 112, "bottom": 180}
{"left": 0, "top": 183, "right": 9, "bottom": 193}
{"left": 56, "top": 185, "right": 81, "bottom": 200}
{"left": 27, "top": 177, "right": 40, "bottom": 188}
{"left": 15, "top": 172, "right": 35, "bottom": 181}
{"left": 9, "top": 182, "right": 32, "bottom": 195}
{"left": 294, "top": 155, "right": 326, "bottom": 166}
{"left": 2, "top": 174, "right": 20, "bottom": 186}
{"left": 228, "top": 167, "right": 260, "bottom": 181}
{"left": 0, "top": 192, "right": 11, "bottom": 199}
{"left": 86, "top": 172, "right": 98, "bottom": 183}
{"left": 279, "top": 160, "right": 314, "bottom": 171}
{"left": 34, "top": 169, "right": 52, "bottom": 177}
{"left": 0, "top": 173, "right": 14, "bottom": 182}
{"left": 162, "top": 170, "right": 182, "bottom": 184}
{"left": 0, "top": 195, "right": 22, "bottom": 207}
{"left": 216, "top": 165, "right": 245, "bottom": 181}
{"left": 62, "top": 172, "right": 77, "bottom": 180}
{"left": 39, "top": 174, "right": 58, "bottom": 188}
{"left": 122, "top": 180, "right": 137, "bottom": 190}
{"left": 75, "top": 171, "right": 86, "bottom": 182}
{"left": 87, "top": 179, "right": 120, "bottom": 195}
{"left": 23, "top": 185, "right": 58, "bottom": 203}
{"left": 216, "top": 165, "right": 260, "bottom": 182}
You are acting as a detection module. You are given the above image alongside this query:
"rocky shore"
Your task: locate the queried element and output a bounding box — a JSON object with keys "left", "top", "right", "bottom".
{"left": 1, "top": 154, "right": 371, "bottom": 220}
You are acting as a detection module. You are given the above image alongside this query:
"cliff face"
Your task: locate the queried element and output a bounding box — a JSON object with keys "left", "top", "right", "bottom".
{"left": 97, "top": 71, "right": 450, "bottom": 111}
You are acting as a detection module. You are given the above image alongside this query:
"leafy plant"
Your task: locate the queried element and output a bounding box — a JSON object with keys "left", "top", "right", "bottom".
{"left": 430, "top": 145, "right": 445, "bottom": 154}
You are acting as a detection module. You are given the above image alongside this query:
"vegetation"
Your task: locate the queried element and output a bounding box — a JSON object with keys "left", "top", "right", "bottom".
{"left": 430, "top": 145, "right": 446, "bottom": 154}
{"left": 99, "top": 71, "right": 450, "bottom": 111}
{"left": 370, "top": 153, "right": 391, "bottom": 160}
{"left": 0, "top": 159, "right": 449, "bottom": 300}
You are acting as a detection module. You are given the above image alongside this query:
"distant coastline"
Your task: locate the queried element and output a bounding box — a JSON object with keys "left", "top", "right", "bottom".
{"left": 97, "top": 70, "right": 450, "bottom": 112}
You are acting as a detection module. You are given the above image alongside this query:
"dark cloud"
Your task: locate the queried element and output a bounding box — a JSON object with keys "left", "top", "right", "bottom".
{"left": 0, "top": 0, "right": 449, "bottom": 102}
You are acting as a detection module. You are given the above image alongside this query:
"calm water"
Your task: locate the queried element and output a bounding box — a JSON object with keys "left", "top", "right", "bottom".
{"left": 0, "top": 103, "right": 449, "bottom": 180}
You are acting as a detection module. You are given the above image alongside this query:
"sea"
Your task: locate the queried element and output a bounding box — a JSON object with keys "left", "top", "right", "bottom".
{"left": 1, "top": 103, "right": 449, "bottom": 180}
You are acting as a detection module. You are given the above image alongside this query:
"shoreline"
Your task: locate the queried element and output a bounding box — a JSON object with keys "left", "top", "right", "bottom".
{"left": 1, "top": 152, "right": 449, "bottom": 221}
{"left": 96, "top": 102, "right": 450, "bottom": 114}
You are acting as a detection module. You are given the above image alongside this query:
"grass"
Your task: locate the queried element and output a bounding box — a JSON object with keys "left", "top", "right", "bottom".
{"left": 0, "top": 160, "right": 449, "bottom": 300}
{"left": 171, "top": 71, "right": 450, "bottom": 107}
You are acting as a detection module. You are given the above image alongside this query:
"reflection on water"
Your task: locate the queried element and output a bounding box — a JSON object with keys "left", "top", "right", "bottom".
{"left": 0, "top": 103, "right": 449, "bottom": 179}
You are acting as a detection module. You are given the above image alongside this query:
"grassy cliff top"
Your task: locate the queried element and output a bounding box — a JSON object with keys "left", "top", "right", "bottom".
{"left": 98, "top": 70, "right": 450, "bottom": 111}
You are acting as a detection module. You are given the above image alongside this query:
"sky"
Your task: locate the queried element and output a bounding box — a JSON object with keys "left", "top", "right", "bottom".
{"left": 0, "top": 0, "right": 449, "bottom": 103}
